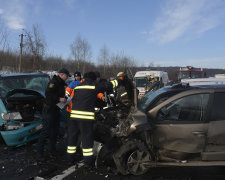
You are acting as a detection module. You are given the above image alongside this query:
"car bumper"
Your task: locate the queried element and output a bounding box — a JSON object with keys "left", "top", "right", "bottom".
{"left": 0, "top": 121, "right": 42, "bottom": 146}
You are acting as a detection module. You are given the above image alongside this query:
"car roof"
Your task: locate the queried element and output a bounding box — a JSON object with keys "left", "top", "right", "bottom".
{"left": 192, "top": 84, "right": 225, "bottom": 89}
{"left": 0, "top": 72, "right": 49, "bottom": 79}
{"left": 171, "top": 83, "right": 225, "bottom": 90}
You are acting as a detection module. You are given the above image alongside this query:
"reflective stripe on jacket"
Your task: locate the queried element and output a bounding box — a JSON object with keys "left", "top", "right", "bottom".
{"left": 70, "top": 110, "right": 95, "bottom": 120}
{"left": 110, "top": 79, "right": 119, "bottom": 88}
{"left": 70, "top": 78, "right": 103, "bottom": 121}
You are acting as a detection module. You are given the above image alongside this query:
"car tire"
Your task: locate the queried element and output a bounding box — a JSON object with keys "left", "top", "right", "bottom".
{"left": 113, "top": 139, "right": 154, "bottom": 175}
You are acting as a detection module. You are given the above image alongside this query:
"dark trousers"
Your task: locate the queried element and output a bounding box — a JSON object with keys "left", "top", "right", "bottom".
{"left": 67, "top": 119, "right": 94, "bottom": 159}
{"left": 37, "top": 108, "right": 60, "bottom": 155}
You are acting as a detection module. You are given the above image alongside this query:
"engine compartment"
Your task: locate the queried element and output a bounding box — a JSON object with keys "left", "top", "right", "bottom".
{"left": 1, "top": 90, "right": 44, "bottom": 131}
{"left": 6, "top": 95, "right": 43, "bottom": 121}
{"left": 94, "top": 102, "right": 132, "bottom": 143}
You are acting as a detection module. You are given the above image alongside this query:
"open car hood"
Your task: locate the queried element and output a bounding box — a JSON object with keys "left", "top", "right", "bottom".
{"left": 4, "top": 89, "right": 45, "bottom": 100}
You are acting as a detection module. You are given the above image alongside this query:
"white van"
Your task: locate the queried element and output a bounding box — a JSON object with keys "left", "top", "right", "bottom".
{"left": 214, "top": 74, "right": 225, "bottom": 78}
{"left": 134, "top": 71, "right": 169, "bottom": 96}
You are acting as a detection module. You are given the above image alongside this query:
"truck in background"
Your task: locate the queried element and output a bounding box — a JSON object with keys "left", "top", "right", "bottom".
{"left": 178, "top": 66, "right": 205, "bottom": 81}
{"left": 134, "top": 70, "right": 169, "bottom": 97}
{"left": 181, "top": 73, "right": 225, "bottom": 86}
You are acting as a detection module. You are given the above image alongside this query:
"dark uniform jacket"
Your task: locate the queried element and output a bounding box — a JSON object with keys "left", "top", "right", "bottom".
{"left": 70, "top": 78, "right": 103, "bottom": 121}
{"left": 95, "top": 78, "right": 113, "bottom": 108}
{"left": 44, "top": 75, "right": 66, "bottom": 110}
{"left": 110, "top": 76, "right": 134, "bottom": 104}
{"left": 97, "top": 78, "right": 113, "bottom": 95}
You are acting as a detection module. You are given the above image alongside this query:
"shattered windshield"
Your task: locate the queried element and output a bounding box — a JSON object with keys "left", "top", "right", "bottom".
{"left": 135, "top": 77, "right": 149, "bottom": 87}
{"left": 0, "top": 75, "right": 50, "bottom": 98}
{"left": 138, "top": 86, "right": 170, "bottom": 111}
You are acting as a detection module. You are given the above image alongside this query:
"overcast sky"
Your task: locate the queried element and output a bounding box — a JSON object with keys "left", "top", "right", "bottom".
{"left": 1, "top": 0, "right": 225, "bottom": 68}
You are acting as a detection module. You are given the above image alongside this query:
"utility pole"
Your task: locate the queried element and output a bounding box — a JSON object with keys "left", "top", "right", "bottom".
{"left": 19, "top": 33, "right": 24, "bottom": 73}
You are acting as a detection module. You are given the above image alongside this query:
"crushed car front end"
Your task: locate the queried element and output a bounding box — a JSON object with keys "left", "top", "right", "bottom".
{"left": 95, "top": 84, "right": 192, "bottom": 175}
{"left": 0, "top": 73, "right": 49, "bottom": 146}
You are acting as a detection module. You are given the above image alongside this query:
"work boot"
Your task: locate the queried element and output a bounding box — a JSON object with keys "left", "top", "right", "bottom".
{"left": 67, "top": 153, "right": 81, "bottom": 166}
{"left": 83, "top": 156, "right": 96, "bottom": 168}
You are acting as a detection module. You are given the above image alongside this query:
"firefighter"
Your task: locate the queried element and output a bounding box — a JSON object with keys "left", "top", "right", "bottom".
{"left": 150, "top": 76, "right": 158, "bottom": 84}
{"left": 112, "top": 72, "right": 134, "bottom": 105}
{"left": 150, "top": 77, "right": 161, "bottom": 91}
{"left": 67, "top": 72, "right": 106, "bottom": 167}
{"left": 37, "top": 68, "right": 71, "bottom": 159}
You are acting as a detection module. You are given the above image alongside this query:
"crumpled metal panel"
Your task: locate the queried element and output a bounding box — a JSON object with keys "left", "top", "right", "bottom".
{"left": 154, "top": 124, "right": 208, "bottom": 153}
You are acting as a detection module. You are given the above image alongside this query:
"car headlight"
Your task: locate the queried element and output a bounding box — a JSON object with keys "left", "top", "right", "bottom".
{"left": 1, "top": 112, "right": 22, "bottom": 121}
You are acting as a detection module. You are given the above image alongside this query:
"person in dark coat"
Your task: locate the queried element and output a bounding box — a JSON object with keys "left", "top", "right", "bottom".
{"left": 114, "top": 72, "right": 134, "bottom": 105}
{"left": 37, "top": 68, "right": 71, "bottom": 158}
{"left": 94, "top": 71, "right": 113, "bottom": 109}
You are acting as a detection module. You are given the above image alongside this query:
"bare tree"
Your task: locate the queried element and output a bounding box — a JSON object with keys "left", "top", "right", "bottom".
{"left": 107, "top": 51, "right": 136, "bottom": 78}
{"left": 0, "top": 20, "right": 10, "bottom": 70}
{"left": 98, "top": 44, "right": 109, "bottom": 77}
{"left": 24, "top": 24, "right": 46, "bottom": 71}
{"left": 148, "top": 62, "right": 154, "bottom": 68}
{"left": 0, "top": 26, "right": 9, "bottom": 51}
{"left": 70, "top": 34, "right": 92, "bottom": 73}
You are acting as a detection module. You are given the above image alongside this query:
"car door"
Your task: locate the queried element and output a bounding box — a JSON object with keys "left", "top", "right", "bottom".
{"left": 149, "top": 90, "right": 212, "bottom": 160}
{"left": 202, "top": 90, "right": 225, "bottom": 160}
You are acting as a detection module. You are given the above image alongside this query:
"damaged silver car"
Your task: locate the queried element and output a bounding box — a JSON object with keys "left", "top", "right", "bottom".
{"left": 95, "top": 84, "right": 225, "bottom": 175}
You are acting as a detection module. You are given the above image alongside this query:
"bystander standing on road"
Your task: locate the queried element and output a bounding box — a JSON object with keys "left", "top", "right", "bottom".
{"left": 37, "top": 68, "right": 71, "bottom": 159}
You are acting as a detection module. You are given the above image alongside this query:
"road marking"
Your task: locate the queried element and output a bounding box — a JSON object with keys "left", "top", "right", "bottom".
{"left": 34, "top": 177, "right": 45, "bottom": 180}
{"left": 33, "top": 163, "right": 84, "bottom": 180}
{"left": 51, "top": 165, "right": 77, "bottom": 180}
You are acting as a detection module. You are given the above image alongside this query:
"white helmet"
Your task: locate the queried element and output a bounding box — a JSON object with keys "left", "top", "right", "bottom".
{"left": 117, "top": 72, "right": 124, "bottom": 77}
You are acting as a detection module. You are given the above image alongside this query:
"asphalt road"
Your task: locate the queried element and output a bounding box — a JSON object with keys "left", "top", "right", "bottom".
{"left": 1, "top": 137, "right": 225, "bottom": 180}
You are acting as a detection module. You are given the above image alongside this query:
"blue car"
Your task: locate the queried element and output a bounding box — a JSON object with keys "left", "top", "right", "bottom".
{"left": 0, "top": 73, "right": 50, "bottom": 146}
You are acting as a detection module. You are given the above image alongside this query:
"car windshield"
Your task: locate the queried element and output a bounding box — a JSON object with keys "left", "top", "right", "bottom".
{"left": 180, "top": 71, "right": 191, "bottom": 79}
{"left": 135, "top": 77, "right": 149, "bottom": 87}
{"left": 180, "top": 71, "right": 202, "bottom": 79}
{"left": 138, "top": 86, "right": 170, "bottom": 111}
{"left": 191, "top": 71, "right": 202, "bottom": 78}
{"left": 0, "top": 75, "right": 50, "bottom": 98}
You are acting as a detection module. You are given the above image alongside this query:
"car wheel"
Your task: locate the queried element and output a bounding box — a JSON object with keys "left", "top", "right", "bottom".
{"left": 127, "top": 149, "right": 152, "bottom": 175}
{"left": 113, "top": 140, "right": 154, "bottom": 175}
